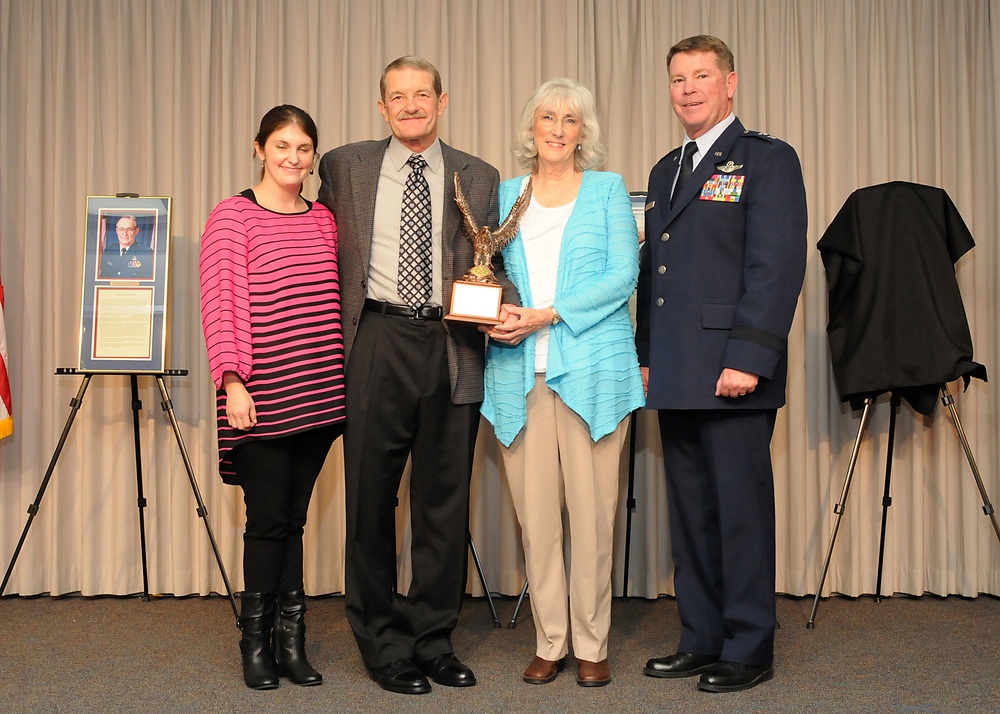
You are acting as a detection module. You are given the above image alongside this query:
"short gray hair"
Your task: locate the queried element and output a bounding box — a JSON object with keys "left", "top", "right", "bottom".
{"left": 511, "top": 78, "right": 606, "bottom": 172}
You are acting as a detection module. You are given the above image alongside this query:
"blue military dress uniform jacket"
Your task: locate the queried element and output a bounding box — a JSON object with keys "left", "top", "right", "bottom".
{"left": 636, "top": 117, "right": 807, "bottom": 410}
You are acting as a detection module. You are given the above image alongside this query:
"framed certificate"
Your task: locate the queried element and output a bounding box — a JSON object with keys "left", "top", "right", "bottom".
{"left": 78, "top": 195, "right": 171, "bottom": 372}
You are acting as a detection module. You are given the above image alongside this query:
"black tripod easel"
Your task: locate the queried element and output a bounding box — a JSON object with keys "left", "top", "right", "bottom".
{"left": 807, "top": 384, "right": 1000, "bottom": 628}
{"left": 0, "top": 368, "right": 239, "bottom": 624}
{"left": 468, "top": 533, "right": 501, "bottom": 628}
{"left": 620, "top": 408, "right": 641, "bottom": 598}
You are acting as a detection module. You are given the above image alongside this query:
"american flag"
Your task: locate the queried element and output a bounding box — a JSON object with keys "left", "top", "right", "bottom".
{"left": 0, "top": 275, "right": 11, "bottom": 439}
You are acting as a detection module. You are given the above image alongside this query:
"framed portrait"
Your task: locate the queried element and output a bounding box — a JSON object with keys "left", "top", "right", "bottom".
{"left": 78, "top": 196, "right": 172, "bottom": 372}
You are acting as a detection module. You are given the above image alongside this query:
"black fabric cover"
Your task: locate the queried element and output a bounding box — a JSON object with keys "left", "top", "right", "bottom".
{"left": 817, "top": 181, "right": 987, "bottom": 415}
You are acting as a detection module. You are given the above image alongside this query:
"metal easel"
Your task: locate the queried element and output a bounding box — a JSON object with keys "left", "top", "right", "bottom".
{"left": 807, "top": 385, "right": 1000, "bottom": 628}
{"left": 0, "top": 369, "right": 239, "bottom": 624}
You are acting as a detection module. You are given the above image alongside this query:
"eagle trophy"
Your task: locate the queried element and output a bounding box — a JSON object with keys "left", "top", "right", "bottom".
{"left": 453, "top": 172, "right": 532, "bottom": 283}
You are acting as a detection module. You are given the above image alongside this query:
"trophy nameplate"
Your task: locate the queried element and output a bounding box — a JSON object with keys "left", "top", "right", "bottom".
{"left": 444, "top": 173, "right": 532, "bottom": 325}
{"left": 446, "top": 280, "right": 504, "bottom": 325}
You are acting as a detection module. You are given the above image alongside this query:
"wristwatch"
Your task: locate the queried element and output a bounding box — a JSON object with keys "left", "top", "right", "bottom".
{"left": 550, "top": 306, "right": 561, "bottom": 325}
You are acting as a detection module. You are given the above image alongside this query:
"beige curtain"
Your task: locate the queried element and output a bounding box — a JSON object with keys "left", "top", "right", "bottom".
{"left": 1, "top": 0, "right": 997, "bottom": 600}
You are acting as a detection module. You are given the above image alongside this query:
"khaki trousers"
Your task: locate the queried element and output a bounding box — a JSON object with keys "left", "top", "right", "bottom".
{"left": 500, "top": 375, "right": 630, "bottom": 662}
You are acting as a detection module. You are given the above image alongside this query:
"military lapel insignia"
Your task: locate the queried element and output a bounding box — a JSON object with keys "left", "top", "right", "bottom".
{"left": 715, "top": 160, "right": 743, "bottom": 173}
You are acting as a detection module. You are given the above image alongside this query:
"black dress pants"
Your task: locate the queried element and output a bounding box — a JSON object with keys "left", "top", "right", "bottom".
{"left": 343, "top": 311, "right": 480, "bottom": 669}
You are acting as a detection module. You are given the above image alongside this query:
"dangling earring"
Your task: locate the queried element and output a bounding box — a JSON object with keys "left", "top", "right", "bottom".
{"left": 309, "top": 168, "right": 315, "bottom": 176}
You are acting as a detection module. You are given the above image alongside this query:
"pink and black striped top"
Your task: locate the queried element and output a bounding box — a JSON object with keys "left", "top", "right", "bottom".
{"left": 199, "top": 191, "right": 346, "bottom": 482}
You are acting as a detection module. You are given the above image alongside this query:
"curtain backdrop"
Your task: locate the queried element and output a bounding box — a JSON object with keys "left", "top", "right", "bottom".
{"left": 1, "top": 0, "right": 998, "bottom": 600}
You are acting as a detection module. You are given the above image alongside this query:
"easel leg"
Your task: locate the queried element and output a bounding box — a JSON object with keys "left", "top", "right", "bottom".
{"left": 621, "top": 409, "right": 638, "bottom": 600}
{"left": 807, "top": 397, "right": 876, "bottom": 628}
{"left": 509, "top": 578, "right": 529, "bottom": 629}
{"left": 155, "top": 377, "right": 239, "bottom": 624}
{"left": 468, "top": 534, "right": 501, "bottom": 628}
{"left": 940, "top": 385, "right": 1000, "bottom": 544}
{"left": 1, "top": 375, "right": 92, "bottom": 596}
{"left": 874, "top": 393, "right": 901, "bottom": 602}
{"left": 129, "top": 375, "right": 151, "bottom": 600}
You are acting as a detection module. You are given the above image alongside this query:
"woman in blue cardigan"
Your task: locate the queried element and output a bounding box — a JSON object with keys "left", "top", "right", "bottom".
{"left": 482, "top": 78, "right": 644, "bottom": 688}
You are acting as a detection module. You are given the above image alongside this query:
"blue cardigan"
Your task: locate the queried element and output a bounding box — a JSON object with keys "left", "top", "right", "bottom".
{"left": 482, "top": 170, "right": 645, "bottom": 446}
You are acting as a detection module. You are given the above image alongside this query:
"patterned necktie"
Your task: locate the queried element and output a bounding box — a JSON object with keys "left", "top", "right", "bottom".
{"left": 670, "top": 141, "right": 699, "bottom": 207}
{"left": 398, "top": 154, "right": 432, "bottom": 309}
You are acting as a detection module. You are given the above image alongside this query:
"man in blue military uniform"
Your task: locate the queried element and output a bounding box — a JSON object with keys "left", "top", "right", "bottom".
{"left": 636, "top": 35, "right": 807, "bottom": 693}
{"left": 100, "top": 214, "right": 153, "bottom": 280}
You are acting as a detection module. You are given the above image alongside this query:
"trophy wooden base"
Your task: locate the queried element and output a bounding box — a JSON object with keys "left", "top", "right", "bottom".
{"left": 444, "top": 280, "right": 503, "bottom": 325}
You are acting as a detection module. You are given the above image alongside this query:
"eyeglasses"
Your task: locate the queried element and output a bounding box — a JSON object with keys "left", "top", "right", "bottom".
{"left": 535, "top": 114, "right": 580, "bottom": 128}
{"left": 116, "top": 226, "right": 138, "bottom": 233}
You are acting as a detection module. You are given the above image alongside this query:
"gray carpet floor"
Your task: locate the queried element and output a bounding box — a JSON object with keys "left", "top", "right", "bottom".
{"left": 1, "top": 593, "right": 997, "bottom": 713}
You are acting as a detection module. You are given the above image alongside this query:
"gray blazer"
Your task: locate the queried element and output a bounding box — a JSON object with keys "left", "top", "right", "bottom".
{"left": 318, "top": 138, "right": 512, "bottom": 404}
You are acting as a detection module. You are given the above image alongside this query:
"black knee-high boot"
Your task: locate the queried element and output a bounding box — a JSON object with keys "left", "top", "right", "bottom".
{"left": 239, "top": 592, "right": 280, "bottom": 690}
{"left": 275, "top": 590, "right": 323, "bottom": 686}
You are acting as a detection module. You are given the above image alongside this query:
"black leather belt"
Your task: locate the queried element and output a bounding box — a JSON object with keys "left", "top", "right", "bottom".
{"left": 363, "top": 298, "right": 443, "bottom": 321}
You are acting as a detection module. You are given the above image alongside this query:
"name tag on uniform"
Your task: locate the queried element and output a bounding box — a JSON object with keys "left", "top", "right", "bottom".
{"left": 700, "top": 174, "right": 745, "bottom": 202}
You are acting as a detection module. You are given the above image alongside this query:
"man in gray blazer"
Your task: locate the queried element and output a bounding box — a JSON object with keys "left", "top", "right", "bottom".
{"left": 317, "top": 56, "right": 513, "bottom": 695}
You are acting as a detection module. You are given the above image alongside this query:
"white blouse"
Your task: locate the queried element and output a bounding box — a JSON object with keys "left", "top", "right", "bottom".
{"left": 519, "top": 194, "right": 575, "bottom": 372}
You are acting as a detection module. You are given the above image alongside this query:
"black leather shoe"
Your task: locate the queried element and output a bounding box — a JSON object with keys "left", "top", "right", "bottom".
{"left": 368, "top": 659, "right": 431, "bottom": 695}
{"left": 643, "top": 652, "right": 718, "bottom": 678}
{"left": 697, "top": 661, "right": 774, "bottom": 693}
{"left": 416, "top": 653, "right": 477, "bottom": 687}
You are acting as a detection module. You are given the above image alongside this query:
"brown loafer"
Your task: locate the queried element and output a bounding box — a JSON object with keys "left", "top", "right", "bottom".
{"left": 522, "top": 655, "right": 567, "bottom": 684}
{"left": 577, "top": 658, "right": 611, "bottom": 687}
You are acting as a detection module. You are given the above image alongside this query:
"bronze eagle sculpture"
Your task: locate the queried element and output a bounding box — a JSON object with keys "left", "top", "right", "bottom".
{"left": 453, "top": 172, "right": 533, "bottom": 283}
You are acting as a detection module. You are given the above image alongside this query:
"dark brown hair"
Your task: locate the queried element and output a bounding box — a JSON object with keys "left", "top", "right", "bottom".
{"left": 254, "top": 104, "right": 319, "bottom": 152}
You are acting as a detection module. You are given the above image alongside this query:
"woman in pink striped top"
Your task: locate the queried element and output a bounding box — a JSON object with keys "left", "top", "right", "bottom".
{"left": 200, "top": 105, "right": 345, "bottom": 691}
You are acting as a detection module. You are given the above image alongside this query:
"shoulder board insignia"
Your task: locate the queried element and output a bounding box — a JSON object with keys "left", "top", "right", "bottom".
{"left": 715, "top": 161, "right": 743, "bottom": 173}
{"left": 743, "top": 129, "right": 780, "bottom": 141}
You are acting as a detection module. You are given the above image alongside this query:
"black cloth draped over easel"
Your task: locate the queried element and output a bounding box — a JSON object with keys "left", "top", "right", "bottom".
{"left": 818, "top": 181, "right": 987, "bottom": 415}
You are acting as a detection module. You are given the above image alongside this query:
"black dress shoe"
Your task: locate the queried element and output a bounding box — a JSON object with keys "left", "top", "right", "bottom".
{"left": 697, "top": 660, "right": 774, "bottom": 693}
{"left": 643, "top": 652, "right": 719, "bottom": 678}
{"left": 368, "top": 659, "right": 431, "bottom": 695}
{"left": 416, "top": 653, "right": 477, "bottom": 687}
